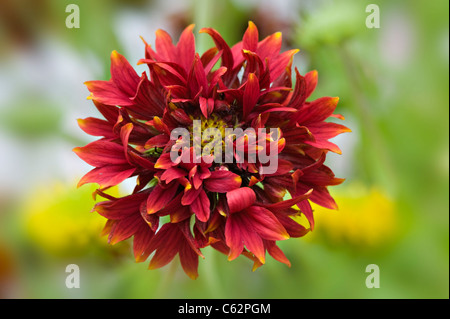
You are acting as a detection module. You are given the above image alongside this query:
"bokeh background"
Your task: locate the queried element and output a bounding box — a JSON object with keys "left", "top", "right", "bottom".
{"left": 0, "top": 0, "right": 448, "bottom": 299}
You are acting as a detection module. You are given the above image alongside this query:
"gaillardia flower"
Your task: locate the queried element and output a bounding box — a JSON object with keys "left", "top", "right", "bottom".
{"left": 74, "top": 22, "right": 350, "bottom": 279}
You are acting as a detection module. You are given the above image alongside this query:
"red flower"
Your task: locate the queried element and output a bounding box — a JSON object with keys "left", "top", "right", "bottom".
{"left": 74, "top": 21, "right": 350, "bottom": 279}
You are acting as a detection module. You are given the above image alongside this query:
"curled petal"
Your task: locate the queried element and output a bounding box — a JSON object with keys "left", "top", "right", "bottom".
{"left": 226, "top": 187, "right": 256, "bottom": 214}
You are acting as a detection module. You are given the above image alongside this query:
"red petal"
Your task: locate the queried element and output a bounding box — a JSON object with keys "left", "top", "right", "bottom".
{"left": 199, "top": 97, "right": 215, "bottom": 118}
{"left": 110, "top": 50, "right": 140, "bottom": 98}
{"left": 154, "top": 152, "right": 178, "bottom": 169}
{"left": 226, "top": 187, "right": 256, "bottom": 214}
{"left": 203, "top": 170, "right": 242, "bottom": 193}
{"left": 77, "top": 118, "right": 115, "bottom": 138}
{"left": 224, "top": 214, "right": 245, "bottom": 261}
{"left": 85, "top": 80, "right": 133, "bottom": 106}
{"left": 120, "top": 123, "right": 133, "bottom": 163}
{"left": 188, "top": 54, "right": 208, "bottom": 97}
{"left": 145, "top": 134, "right": 170, "bottom": 148}
{"left": 261, "top": 189, "right": 313, "bottom": 210}
{"left": 239, "top": 220, "right": 265, "bottom": 264}
{"left": 147, "top": 223, "right": 182, "bottom": 270}
{"left": 242, "top": 21, "right": 259, "bottom": 52}
{"left": 130, "top": 73, "right": 165, "bottom": 118}
{"left": 73, "top": 140, "right": 128, "bottom": 167}
{"left": 181, "top": 184, "right": 202, "bottom": 206}
{"left": 94, "top": 191, "right": 148, "bottom": 219}
{"left": 176, "top": 24, "right": 196, "bottom": 73}
{"left": 92, "top": 100, "right": 120, "bottom": 124}
{"left": 133, "top": 222, "right": 155, "bottom": 262}
{"left": 275, "top": 211, "right": 310, "bottom": 237}
{"left": 296, "top": 199, "right": 315, "bottom": 230}
{"left": 265, "top": 240, "right": 291, "bottom": 267}
{"left": 307, "top": 122, "right": 351, "bottom": 139}
{"left": 77, "top": 165, "right": 135, "bottom": 188}
{"left": 245, "top": 206, "right": 289, "bottom": 241}
{"left": 199, "top": 28, "right": 234, "bottom": 71}
{"left": 256, "top": 31, "right": 282, "bottom": 61}
{"left": 178, "top": 239, "right": 200, "bottom": 280}
{"left": 108, "top": 213, "right": 142, "bottom": 245}
{"left": 304, "top": 70, "right": 318, "bottom": 100}
{"left": 190, "top": 189, "right": 210, "bottom": 222}
{"left": 296, "top": 97, "right": 339, "bottom": 124}
{"left": 200, "top": 47, "right": 219, "bottom": 67}
{"left": 269, "top": 49, "right": 299, "bottom": 84}
{"left": 146, "top": 182, "right": 179, "bottom": 214}
{"left": 154, "top": 29, "right": 176, "bottom": 62}
{"left": 160, "top": 167, "right": 186, "bottom": 183}
{"left": 243, "top": 73, "right": 260, "bottom": 119}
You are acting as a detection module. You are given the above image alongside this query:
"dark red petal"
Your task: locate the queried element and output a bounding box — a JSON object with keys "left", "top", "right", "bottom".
{"left": 77, "top": 118, "right": 114, "bottom": 138}
{"left": 239, "top": 218, "right": 265, "bottom": 264}
{"left": 261, "top": 189, "right": 313, "bottom": 210}
{"left": 94, "top": 191, "right": 148, "bottom": 219}
{"left": 188, "top": 54, "right": 208, "bottom": 97}
{"left": 199, "top": 97, "right": 214, "bottom": 118}
{"left": 92, "top": 100, "right": 120, "bottom": 124}
{"left": 73, "top": 140, "right": 128, "bottom": 167}
{"left": 200, "top": 47, "right": 219, "bottom": 67}
{"left": 265, "top": 240, "right": 291, "bottom": 267}
{"left": 296, "top": 97, "right": 339, "bottom": 124}
{"left": 110, "top": 50, "right": 140, "bottom": 98}
{"left": 190, "top": 189, "right": 210, "bottom": 222}
{"left": 304, "top": 70, "right": 318, "bottom": 100}
{"left": 146, "top": 182, "right": 179, "bottom": 214}
{"left": 242, "top": 21, "right": 259, "bottom": 52}
{"left": 178, "top": 240, "right": 200, "bottom": 280}
{"left": 243, "top": 73, "right": 260, "bottom": 120}
{"left": 203, "top": 170, "right": 242, "bottom": 193}
{"left": 226, "top": 187, "right": 256, "bottom": 214}
{"left": 224, "top": 214, "right": 245, "bottom": 261}
{"left": 108, "top": 213, "right": 143, "bottom": 245}
{"left": 271, "top": 159, "right": 294, "bottom": 175}
{"left": 77, "top": 165, "right": 135, "bottom": 188}
{"left": 307, "top": 122, "right": 351, "bottom": 140}
{"left": 85, "top": 80, "right": 133, "bottom": 106}
{"left": 296, "top": 199, "right": 315, "bottom": 230}
{"left": 145, "top": 134, "right": 170, "bottom": 148}
{"left": 275, "top": 211, "right": 310, "bottom": 237}
{"left": 120, "top": 123, "right": 133, "bottom": 163}
{"left": 148, "top": 223, "right": 182, "bottom": 270}
{"left": 181, "top": 184, "right": 202, "bottom": 206}
{"left": 176, "top": 24, "right": 196, "bottom": 73}
{"left": 160, "top": 167, "right": 187, "bottom": 183}
{"left": 133, "top": 222, "right": 155, "bottom": 262}
{"left": 245, "top": 206, "right": 289, "bottom": 241}
{"left": 199, "top": 28, "right": 234, "bottom": 71}
{"left": 130, "top": 73, "right": 165, "bottom": 118}
{"left": 256, "top": 31, "right": 282, "bottom": 62}
{"left": 154, "top": 28, "right": 176, "bottom": 62}
{"left": 269, "top": 49, "right": 298, "bottom": 83}
{"left": 154, "top": 152, "right": 178, "bottom": 169}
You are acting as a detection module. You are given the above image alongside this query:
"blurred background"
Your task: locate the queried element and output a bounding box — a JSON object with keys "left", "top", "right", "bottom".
{"left": 0, "top": 0, "right": 448, "bottom": 299}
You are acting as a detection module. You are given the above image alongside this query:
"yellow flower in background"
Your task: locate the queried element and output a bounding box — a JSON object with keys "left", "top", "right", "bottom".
{"left": 302, "top": 184, "right": 398, "bottom": 249}
{"left": 23, "top": 182, "right": 129, "bottom": 258}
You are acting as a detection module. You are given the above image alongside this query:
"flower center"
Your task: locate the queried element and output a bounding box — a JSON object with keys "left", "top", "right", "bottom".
{"left": 188, "top": 114, "right": 229, "bottom": 155}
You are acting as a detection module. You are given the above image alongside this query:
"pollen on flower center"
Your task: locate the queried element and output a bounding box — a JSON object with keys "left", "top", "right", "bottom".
{"left": 188, "top": 113, "right": 230, "bottom": 154}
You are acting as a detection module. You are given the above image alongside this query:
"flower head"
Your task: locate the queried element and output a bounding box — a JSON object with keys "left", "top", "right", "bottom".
{"left": 74, "top": 21, "right": 350, "bottom": 279}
